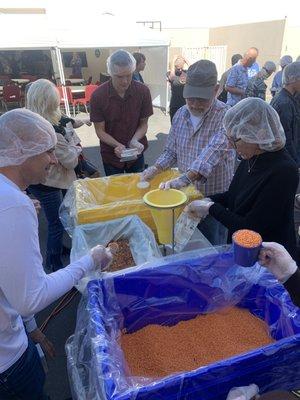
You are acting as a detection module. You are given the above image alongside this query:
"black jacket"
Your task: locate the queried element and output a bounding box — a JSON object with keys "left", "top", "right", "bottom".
{"left": 271, "top": 89, "right": 300, "bottom": 167}
{"left": 209, "top": 149, "right": 299, "bottom": 258}
{"left": 285, "top": 269, "right": 300, "bottom": 307}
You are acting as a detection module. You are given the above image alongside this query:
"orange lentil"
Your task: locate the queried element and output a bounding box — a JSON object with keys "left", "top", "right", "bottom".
{"left": 233, "top": 229, "right": 262, "bottom": 248}
{"left": 120, "top": 307, "right": 274, "bottom": 379}
{"left": 107, "top": 240, "right": 135, "bottom": 272}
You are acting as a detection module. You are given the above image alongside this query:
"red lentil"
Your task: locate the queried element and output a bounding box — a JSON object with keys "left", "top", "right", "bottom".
{"left": 107, "top": 240, "right": 135, "bottom": 272}
{"left": 121, "top": 307, "right": 274, "bottom": 379}
{"left": 233, "top": 229, "right": 262, "bottom": 248}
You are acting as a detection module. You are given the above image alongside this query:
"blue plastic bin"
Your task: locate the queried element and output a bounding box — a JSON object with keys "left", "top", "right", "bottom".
{"left": 86, "top": 249, "right": 300, "bottom": 400}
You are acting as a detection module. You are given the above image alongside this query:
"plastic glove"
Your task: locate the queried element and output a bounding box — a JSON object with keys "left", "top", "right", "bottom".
{"left": 258, "top": 242, "right": 298, "bottom": 283}
{"left": 159, "top": 174, "right": 190, "bottom": 190}
{"left": 226, "top": 384, "right": 259, "bottom": 400}
{"left": 140, "top": 165, "right": 160, "bottom": 182}
{"left": 90, "top": 245, "right": 113, "bottom": 271}
{"left": 185, "top": 199, "right": 214, "bottom": 219}
{"left": 129, "top": 139, "right": 144, "bottom": 155}
{"left": 29, "top": 328, "right": 56, "bottom": 359}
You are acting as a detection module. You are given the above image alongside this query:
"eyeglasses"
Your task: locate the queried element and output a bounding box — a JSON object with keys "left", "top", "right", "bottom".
{"left": 224, "top": 134, "right": 241, "bottom": 149}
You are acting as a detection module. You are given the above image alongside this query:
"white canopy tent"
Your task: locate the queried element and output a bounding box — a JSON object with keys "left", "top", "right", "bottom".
{"left": 0, "top": 14, "right": 170, "bottom": 114}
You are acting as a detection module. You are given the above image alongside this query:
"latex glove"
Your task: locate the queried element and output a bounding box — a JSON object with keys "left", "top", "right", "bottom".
{"left": 29, "top": 328, "right": 56, "bottom": 359}
{"left": 31, "top": 199, "right": 41, "bottom": 215}
{"left": 129, "top": 139, "right": 144, "bottom": 155}
{"left": 185, "top": 199, "right": 214, "bottom": 219}
{"left": 114, "top": 144, "right": 126, "bottom": 159}
{"left": 140, "top": 165, "right": 160, "bottom": 182}
{"left": 258, "top": 242, "right": 298, "bottom": 283}
{"left": 159, "top": 174, "right": 190, "bottom": 190}
{"left": 91, "top": 245, "right": 113, "bottom": 271}
{"left": 226, "top": 384, "right": 259, "bottom": 400}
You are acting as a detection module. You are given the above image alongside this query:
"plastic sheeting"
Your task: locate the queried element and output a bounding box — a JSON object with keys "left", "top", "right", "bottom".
{"left": 66, "top": 247, "right": 300, "bottom": 400}
{"left": 60, "top": 169, "right": 202, "bottom": 236}
{"left": 71, "top": 216, "right": 162, "bottom": 293}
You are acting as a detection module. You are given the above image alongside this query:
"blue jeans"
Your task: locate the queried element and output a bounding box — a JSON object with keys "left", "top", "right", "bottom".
{"left": 104, "top": 155, "right": 145, "bottom": 176}
{"left": 0, "top": 339, "right": 46, "bottom": 400}
{"left": 28, "top": 184, "right": 65, "bottom": 271}
{"left": 198, "top": 214, "right": 227, "bottom": 246}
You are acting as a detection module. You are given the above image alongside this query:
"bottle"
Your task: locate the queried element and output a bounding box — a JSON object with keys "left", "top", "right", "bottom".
{"left": 174, "top": 211, "right": 201, "bottom": 253}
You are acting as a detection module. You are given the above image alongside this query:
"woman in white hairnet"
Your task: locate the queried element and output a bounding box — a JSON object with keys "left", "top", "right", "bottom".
{"left": 187, "top": 97, "right": 299, "bottom": 258}
{"left": 0, "top": 109, "right": 113, "bottom": 399}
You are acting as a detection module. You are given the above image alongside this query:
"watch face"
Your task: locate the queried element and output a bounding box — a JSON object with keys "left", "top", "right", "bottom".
{"left": 95, "top": 49, "right": 101, "bottom": 58}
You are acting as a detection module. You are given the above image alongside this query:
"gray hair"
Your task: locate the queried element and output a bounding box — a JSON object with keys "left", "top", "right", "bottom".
{"left": 282, "top": 62, "right": 300, "bottom": 85}
{"left": 26, "top": 79, "right": 61, "bottom": 125}
{"left": 106, "top": 50, "right": 136, "bottom": 76}
{"left": 224, "top": 98, "right": 286, "bottom": 152}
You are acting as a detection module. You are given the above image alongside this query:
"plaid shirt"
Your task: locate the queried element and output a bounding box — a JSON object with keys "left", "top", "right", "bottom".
{"left": 155, "top": 101, "right": 236, "bottom": 197}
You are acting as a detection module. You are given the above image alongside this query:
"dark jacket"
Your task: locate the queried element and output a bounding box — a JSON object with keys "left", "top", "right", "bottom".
{"left": 209, "top": 149, "right": 299, "bottom": 258}
{"left": 271, "top": 89, "right": 300, "bottom": 167}
{"left": 285, "top": 269, "right": 300, "bottom": 307}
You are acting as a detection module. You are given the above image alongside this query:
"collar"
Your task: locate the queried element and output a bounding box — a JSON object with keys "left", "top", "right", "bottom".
{"left": 108, "top": 80, "right": 135, "bottom": 99}
{"left": 0, "top": 173, "right": 22, "bottom": 192}
{"left": 183, "top": 99, "right": 216, "bottom": 120}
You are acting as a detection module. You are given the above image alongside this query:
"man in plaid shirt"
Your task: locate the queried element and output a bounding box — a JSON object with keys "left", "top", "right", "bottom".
{"left": 141, "top": 60, "right": 235, "bottom": 245}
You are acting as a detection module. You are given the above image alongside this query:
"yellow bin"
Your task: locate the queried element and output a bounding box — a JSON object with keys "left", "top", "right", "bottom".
{"left": 143, "top": 189, "right": 187, "bottom": 244}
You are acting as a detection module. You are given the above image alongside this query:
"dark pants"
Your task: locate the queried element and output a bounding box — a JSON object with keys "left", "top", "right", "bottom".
{"left": 0, "top": 339, "right": 46, "bottom": 400}
{"left": 103, "top": 155, "right": 145, "bottom": 176}
{"left": 28, "top": 184, "right": 66, "bottom": 271}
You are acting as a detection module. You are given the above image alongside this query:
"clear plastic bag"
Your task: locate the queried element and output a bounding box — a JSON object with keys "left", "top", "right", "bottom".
{"left": 174, "top": 211, "right": 206, "bottom": 252}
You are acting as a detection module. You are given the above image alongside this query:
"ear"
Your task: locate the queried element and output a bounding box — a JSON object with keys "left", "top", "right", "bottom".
{"left": 214, "top": 84, "right": 220, "bottom": 96}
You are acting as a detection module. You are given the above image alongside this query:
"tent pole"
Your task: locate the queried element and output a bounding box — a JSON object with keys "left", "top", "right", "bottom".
{"left": 55, "top": 47, "right": 70, "bottom": 117}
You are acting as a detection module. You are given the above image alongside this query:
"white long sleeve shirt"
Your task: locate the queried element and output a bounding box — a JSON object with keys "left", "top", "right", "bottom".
{"left": 0, "top": 174, "right": 94, "bottom": 373}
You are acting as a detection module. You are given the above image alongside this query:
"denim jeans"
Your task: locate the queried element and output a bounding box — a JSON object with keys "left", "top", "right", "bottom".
{"left": 0, "top": 339, "right": 46, "bottom": 400}
{"left": 103, "top": 155, "right": 145, "bottom": 176}
{"left": 28, "top": 184, "right": 65, "bottom": 271}
{"left": 198, "top": 214, "right": 227, "bottom": 246}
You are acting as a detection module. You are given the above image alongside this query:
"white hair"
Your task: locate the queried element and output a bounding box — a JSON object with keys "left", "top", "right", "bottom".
{"left": 282, "top": 62, "right": 300, "bottom": 86}
{"left": 106, "top": 50, "right": 136, "bottom": 76}
{"left": 26, "top": 79, "right": 61, "bottom": 125}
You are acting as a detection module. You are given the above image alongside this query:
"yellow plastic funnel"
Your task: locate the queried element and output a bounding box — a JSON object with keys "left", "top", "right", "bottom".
{"left": 143, "top": 189, "right": 187, "bottom": 244}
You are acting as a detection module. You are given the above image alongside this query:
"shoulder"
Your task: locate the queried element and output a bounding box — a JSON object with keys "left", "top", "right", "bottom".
{"left": 272, "top": 151, "right": 298, "bottom": 180}
{"left": 0, "top": 182, "right": 34, "bottom": 215}
{"left": 91, "top": 82, "right": 109, "bottom": 100}
{"left": 211, "top": 99, "right": 230, "bottom": 115}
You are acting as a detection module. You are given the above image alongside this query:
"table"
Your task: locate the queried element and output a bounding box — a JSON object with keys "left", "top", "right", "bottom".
{"left": 67, "top": 79, "right": 85, "bottom": 84}
{"left": 70, "top": 85, "right": 86, "bottom": 94}
{"left": 11, "top": 79, "right": 30, "bottom": 84}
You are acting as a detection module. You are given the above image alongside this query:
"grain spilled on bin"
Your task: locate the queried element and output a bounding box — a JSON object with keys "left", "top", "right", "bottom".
{"left": 120, "top": 307, "right": 274, "bottom": 378}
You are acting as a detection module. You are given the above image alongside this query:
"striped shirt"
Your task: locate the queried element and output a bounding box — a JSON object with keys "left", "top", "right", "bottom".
{"left": 155, "top": 101, "right": 236, "bottom": 197}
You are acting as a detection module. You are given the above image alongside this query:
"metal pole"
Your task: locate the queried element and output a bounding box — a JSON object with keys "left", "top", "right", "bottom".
{"left": 172, "top": 208, "right": 175, "bottom": 254}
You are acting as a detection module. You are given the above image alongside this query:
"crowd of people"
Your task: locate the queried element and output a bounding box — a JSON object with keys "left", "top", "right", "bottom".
{"left": 0, "top": 47, "right": 300, "bottom": 399}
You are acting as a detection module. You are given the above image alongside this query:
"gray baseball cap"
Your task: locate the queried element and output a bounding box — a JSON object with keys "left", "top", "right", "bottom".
{"left": 183, "top": 60, "right": 218, "bottom": 99}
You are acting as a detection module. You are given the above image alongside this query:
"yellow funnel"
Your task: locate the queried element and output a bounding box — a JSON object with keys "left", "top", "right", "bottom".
{"left": 143, "top": 189, "right": 187, "bottom": 244}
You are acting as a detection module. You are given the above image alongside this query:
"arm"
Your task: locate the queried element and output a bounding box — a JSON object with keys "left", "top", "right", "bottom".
{"left": 0, "top": 205, "right": 95, "bottom": 316}
{"left": 93, "top": 121, "right": 121, "bottom": 147}
{"left": 209, "top": 167, "right": 298, "bottom": 232}
{"left": 225, "top": 67, "right": 245, "bottom": 96}
{"left": 55, "top": 133, "right": 79, "bottom": 169}
{"left": 226, "top": 86, "right": 245, "bottom": 95}
{"left": 209, "top": 191, "right": 230, "bottom": 208}
{"left": 216, "top": 71, "right": 227, "bottom": 98}
{"left": 131, "top": 117, "right": 148, "bottom": 142}
{"left": 273, "top": 104, "right": 296, "bottom": 161}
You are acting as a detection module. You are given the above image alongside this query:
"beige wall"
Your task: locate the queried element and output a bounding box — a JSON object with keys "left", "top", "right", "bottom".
{"left": 163, "top": 27, "right": 209, "bottom": 48}
{"left": 209, "top": 20, "right": 286, "bottom": 70}
{"left": 281, "top": 26, "right": 300, "bottom": 61}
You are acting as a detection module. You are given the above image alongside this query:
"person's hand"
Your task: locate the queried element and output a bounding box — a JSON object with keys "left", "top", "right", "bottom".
{"left": 140, "top": 165, "right": 160, "bottom": 182}
{"left": 31, "top": 199, "right": 41, "bottom": 215}
{"left": 226, "top": 384, "right": 259, "bottom": 400}
{"left": 129, "top": 139, "right": 144, "bottom": 155}
{"left": 90, "top": 245, "right": 114, "bottom": 271}
{"left": 185, "top": 198, "right": 214, "bottom": 219}
{"left": 29, "top": 328, "right": 56, "bottom": 359}
{"left": 114, "top": 144, "right": 126, "bottom": 159}
{"left": 258, "top": 242, "right": 298, "bottom": 283}
{"left": 159, "top": 174, "right": 190, "bottom": 190}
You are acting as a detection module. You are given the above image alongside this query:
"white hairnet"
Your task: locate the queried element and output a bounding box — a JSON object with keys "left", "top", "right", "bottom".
{"left": 107, "top": 49, "right": 136, "bottom": 76}
{"left": 0, "top": 109, "right": 57, "bottom": 167}
{"left": 263, "top": 61, "right": 276, "bottom": 73}
{"left": 280, "top": 55, "right": 293, "bottom": 67}
{"left": 282, "top": 61, "right": 300, "bottom": 85}
{"left": 224, "top": 98, "right": 286, "bottom": 152}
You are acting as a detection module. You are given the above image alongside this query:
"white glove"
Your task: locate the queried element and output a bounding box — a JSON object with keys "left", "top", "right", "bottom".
{"left": 129, "top": 139, "right": 144, "bottom": 155}
{"left": 185, "top": 198, "right": 214, "bottom": 219}
{"left": 159, "top": 174, "right": 190, "bottom": 190}
{"left": 258, "top": 242, "right": 298, "bottom": 283}
{"left": 226, "top": 384, "right": 259, "bottom": 400}
{"left": 90, "top": 245, "right": 113, "bottom": 271}
{"left": 140, "top": 165, "right": 160, "bottom": 182}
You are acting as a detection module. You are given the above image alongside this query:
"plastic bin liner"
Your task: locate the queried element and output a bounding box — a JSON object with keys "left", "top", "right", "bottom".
{"left": 66, "top": 247, "right": 300, "bottom": 400}
{"left": 60, "top": 169, "right": 202, "bottom": 236}
{"left": 71, "top": 216, "right": 162, "bottom": 293}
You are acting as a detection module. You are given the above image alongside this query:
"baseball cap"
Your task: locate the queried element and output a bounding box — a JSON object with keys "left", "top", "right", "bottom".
{"left": 280, "top": 55, "right": 293, "bottom": 68}
{"left": 183, "top": 60, "right": 218, "bottom": 100}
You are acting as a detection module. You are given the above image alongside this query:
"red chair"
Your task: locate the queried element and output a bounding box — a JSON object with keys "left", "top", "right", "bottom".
{"left": 2, "top": 83, "right": 22, "bottom": 110}
{"left": 57, "top": 85, "right": 79, "bottom": 116}
{"left": 72, "top": 84, "right": 98, "bottom": 113}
